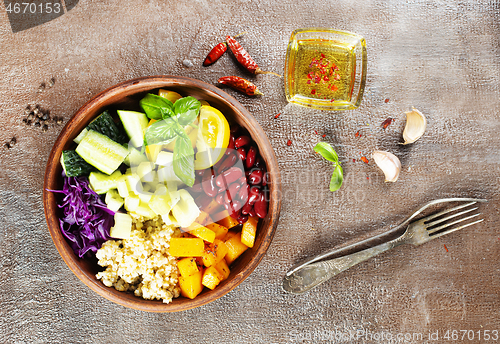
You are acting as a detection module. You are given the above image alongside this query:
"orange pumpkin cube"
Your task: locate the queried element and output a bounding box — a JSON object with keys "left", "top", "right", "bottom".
{"left": 214, "top": 209, "right": 239, "bottom": 229}
{"left": 240, "top": 216, "right": 259, "bottom": 248}
{"left": 202, "top": 266, "right": 221, "bottom": 290}
{"left": 177, "top": 257, "right": 199, "bottom": 277}
{"left": 179, "top": 269, "right": 203, "bottom": 299}
{"left": 206, "top": 222, "right": 229, "bottom": 240}
{"left": 169, "top": 238, "right": 204, "bottom": 257}
{"left": 183, "top": 222, "right": 216, "bottom": 243}
{"left": 194, "top": 210, "right": 212, "bottom": 226}
{"left": 214, "top": 259, "right": 230, "bottom": 281}
{"left": 225, "top": 233, "right": 248, "bottom": 265}
{"left": 202, "top": 239, "right": 228, "bottom": 267}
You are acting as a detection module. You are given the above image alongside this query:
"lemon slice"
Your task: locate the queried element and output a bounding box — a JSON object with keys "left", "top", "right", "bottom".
{"left": 194, "top": 105, "right": 230, "bottom": 170}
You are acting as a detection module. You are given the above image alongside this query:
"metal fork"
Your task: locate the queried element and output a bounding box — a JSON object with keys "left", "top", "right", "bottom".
{"left": 282, "top": 198, "right": 487, "bottom": 294}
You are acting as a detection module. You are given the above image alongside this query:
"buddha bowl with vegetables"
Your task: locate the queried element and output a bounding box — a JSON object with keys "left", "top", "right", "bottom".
{"left": 43, "top": 76, "right": 281, "bottom": 312}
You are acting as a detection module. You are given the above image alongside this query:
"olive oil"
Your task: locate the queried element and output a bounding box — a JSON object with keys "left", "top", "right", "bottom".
{"left": 288, "top": 39, "right": 356, "bottom": 108}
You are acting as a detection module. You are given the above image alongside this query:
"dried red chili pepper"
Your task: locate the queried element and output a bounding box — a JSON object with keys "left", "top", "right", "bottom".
{"left": 218, "top": 76, "right": 263, "bottom": 96}
{"left": 203, "top": 42, "right": 227, "bottom": 66}
{"left": 226, "top": 35, "right": 280, "bottom": 76}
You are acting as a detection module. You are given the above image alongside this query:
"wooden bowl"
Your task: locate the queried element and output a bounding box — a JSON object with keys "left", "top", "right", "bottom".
{"left": 43, "top": 76, "right": 281, "bottom": 312}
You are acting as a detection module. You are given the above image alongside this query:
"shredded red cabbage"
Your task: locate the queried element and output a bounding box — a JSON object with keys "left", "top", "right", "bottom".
{"left": 50, "top": 173, "right": 114, "bottom": 258}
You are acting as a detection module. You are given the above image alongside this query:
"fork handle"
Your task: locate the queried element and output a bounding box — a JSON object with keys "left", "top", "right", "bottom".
{"left": 282, "top": 237, "right": 405, "bottom": 294}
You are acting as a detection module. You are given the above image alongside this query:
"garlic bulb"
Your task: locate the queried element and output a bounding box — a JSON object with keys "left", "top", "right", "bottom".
{"left": 402, "top": 107, "right": 427, "bottom": 144}
{"left": 373, "top": 151, "right": 401, "bottom": 182}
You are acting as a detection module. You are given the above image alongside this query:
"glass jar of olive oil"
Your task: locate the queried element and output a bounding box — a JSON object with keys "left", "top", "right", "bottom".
{"left": 285, "top": 28, "right": 367, "bottom": 111}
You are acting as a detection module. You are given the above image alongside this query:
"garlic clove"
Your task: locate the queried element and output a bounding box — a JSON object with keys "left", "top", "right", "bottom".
{"left": 372, "top": 150, "right": 401, "bottom": 182}
{"left": 402, "top": 107, "right": 427, "bottom": 144}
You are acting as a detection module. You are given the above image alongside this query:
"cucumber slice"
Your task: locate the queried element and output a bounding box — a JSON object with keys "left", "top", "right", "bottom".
{"left": 105, "top": 189, "right": 124, "bottom": 212}
{"left": 109, "top": 213, "right": 132, "bottom": 239}
{"left": 123, "top": 145, "right": 149, "bottom": 167}
{"left": 75, "top": 130, "right": 129, "bottom": 175}
{"left": 60, "top": 150, "right": 95, "bottom": 177}
{"left": 124, "top": 195, "right": 140, "bottom": 212}
{"left": 87, "top": 110, "right": 128, "bottom": 144}
{"left": 117, "top": 110, "right": 149, "bottom": 148}
{"left": 116, "top": 179, "right": 129, "bottom": 198}
{"left": 89, "top": 170, "right": 123, "bottom": 194}
{"left": 73, "top": 128, "right": 89, "bottom": 144}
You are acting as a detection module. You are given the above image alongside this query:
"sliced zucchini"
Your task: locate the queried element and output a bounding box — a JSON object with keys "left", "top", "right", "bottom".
{"left": 60, "top": 150, "right": 95, "bottom": 177}
{"left": 75, "top": 130, "right": 129, "bottom": 175}
{"left": 117, "top": 110, "right": 149, "bottom": 148}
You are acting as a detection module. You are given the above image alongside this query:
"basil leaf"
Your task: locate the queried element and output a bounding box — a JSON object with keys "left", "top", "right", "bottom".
{"left": 329, "top": 164, "right": 343, "bottom": 192}
{"left": 174, "top": 96, "right": 201, "bottom": 126}
{"left": 314, "top": 142, "right": 339, "bottom": 162}
{"left": 173, "top": 132, "right": 195, "bottom": 187}
{"left": 143, "top": 118, "right": 180, "bottom": 146}
{"left": 140, "top": 94, "right": 175, "bottom": 120}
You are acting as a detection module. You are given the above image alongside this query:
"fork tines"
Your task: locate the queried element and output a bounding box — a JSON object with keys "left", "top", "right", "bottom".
{"left": 424, "top": 201, "right": 484, "bottom": 238}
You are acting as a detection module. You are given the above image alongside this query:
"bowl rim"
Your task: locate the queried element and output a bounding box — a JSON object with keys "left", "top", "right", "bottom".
{"left": 43, "top": 75, "right": 281, "bottom": 312}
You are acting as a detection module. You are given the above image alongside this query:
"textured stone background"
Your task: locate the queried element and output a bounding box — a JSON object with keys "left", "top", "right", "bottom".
{"left": 0, "top": 0, "right": 499, "bottom": 343}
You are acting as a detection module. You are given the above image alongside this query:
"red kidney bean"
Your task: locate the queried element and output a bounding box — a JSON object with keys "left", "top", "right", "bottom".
{"left": 217, "top": 185, "right": 227, "bottom": 193}
{"left": 245, "top": 146, "right": 256, "bottom": 169}
{"left": 236, "top": 147, "right": 246, "bottom": 161}
{"left": 190, "top": 182, "right": 203, "bottom": 193}
{"left": 202, "top": 168, "right": 217, "bottom": 197}
{"left": 247, "top": 186, "right": 261, "bottom": 205}
{"left": 248, "top": 169, "right": 263, "bottom": 185}
{"left": 225, "top": 200, "right": 242, "bottom": 219}
{"left": 216, "top": 193, "right": 225, "bottom": 205}
{"left": 217, "top": 152, "right": 238, "bottom": 174}
{"left": 254, "top": 156, "right": 263, "bottom": 168}
{"left": 262, "top": 170, "right": 268, "bottom": 186}
{"left": 238, "top": 183, "right": 249, "bottom": 203}
{"left": 215, "top": 167, "right": 243, "bottom": 187}
{"left": 241, "top": 201, "right": 252, "bottom": 215}
{"left": 224, "top": 182, "right": 241, "bottom": 204}
{"left": 254, "top": 192, "right": 268, "bottom": 218}
{"left": 235, "top": 135, "right": 251, "bottom": 149}
{"left": 245, "top": 170, "right": 251, "bottom": 178}
{"left": 237, "top": 214, "right": 248, "bottom": 224}
{"left": 226, "top": 135, "right": 235, "bottom": 154}
{"left": 230, "top": 124, "right": 240, "bottom": 135}
{"left": 248, "top": 207, "right": 257, "bottom": 218}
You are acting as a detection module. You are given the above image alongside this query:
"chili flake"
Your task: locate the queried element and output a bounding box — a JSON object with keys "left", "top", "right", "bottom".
{"left": 286, "top": 140, "right": 292, "bottom": 146}
{"left": 311, "top": 89, "right": 316, "bottom": 95}
{"left": 355, "top": 131, "right": 361, "bottom": 138}
{"left": 382, "top": 118, "right": 394, "bottom": 129}
{"left": 384, "top": 98, "right": 390, "bottom": 103}
{"left": 444, "top": 244, "right": 448, "bottom": 252}
{"left": 322, "top": 134, "right": 326, "bottom": 138}
{"left": 314, "top": 130, "right": 318, "bottom": 135}
{"left": 274, "top": 113, "right": 281, "bottom": 119}
{"left": 352, "top": 158, "right": 356, "bottom": 163}
{"left": 361, "top": 156, "right": 369, "bottom": 164}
